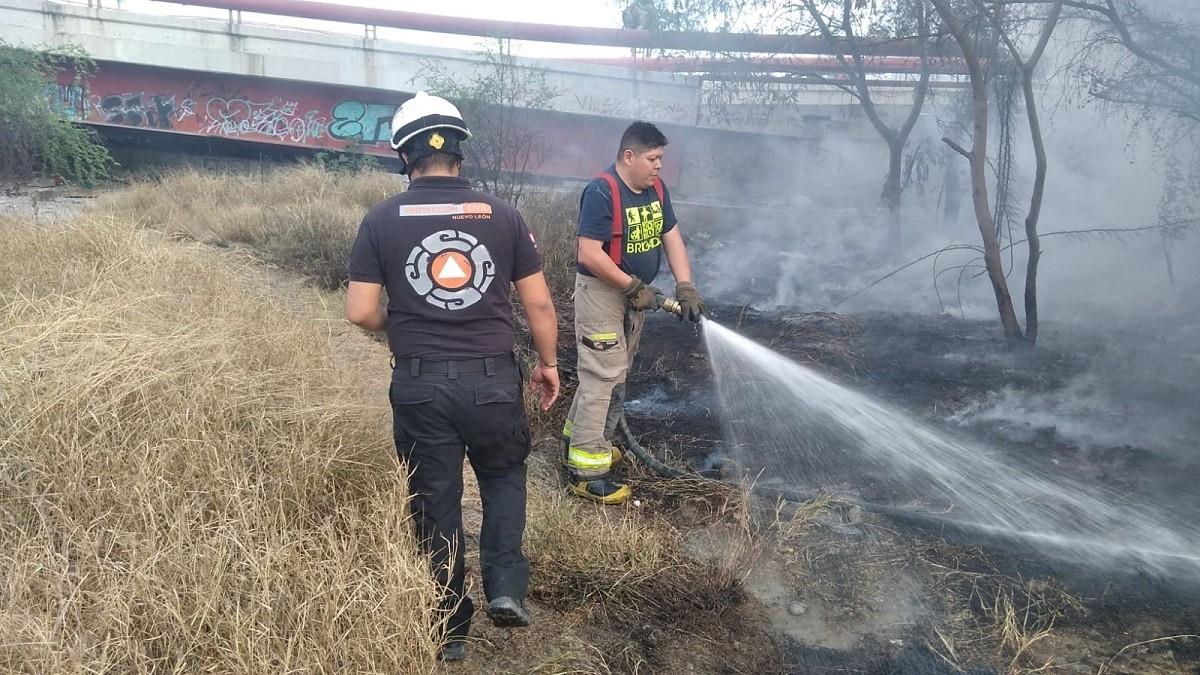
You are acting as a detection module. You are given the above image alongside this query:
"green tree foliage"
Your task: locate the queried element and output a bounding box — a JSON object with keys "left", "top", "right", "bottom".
{"left": 0, "top": 41, "right": 114, "bottom": 183}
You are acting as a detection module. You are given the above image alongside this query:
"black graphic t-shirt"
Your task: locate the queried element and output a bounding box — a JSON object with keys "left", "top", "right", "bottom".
{"left": 347, "top": 176, "right": 542, "bottom": 358}
{"left": 576, "top": 165, "right": 678, "bottom": 285}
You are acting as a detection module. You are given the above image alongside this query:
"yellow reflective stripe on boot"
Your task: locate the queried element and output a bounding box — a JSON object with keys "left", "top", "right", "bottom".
{"left": 567, "top": 446, "right": 613, "bottom": 472}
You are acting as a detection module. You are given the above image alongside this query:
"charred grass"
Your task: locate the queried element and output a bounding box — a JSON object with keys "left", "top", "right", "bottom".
{"left": 921, "top": 543, "right": 1096, "bottom": 674}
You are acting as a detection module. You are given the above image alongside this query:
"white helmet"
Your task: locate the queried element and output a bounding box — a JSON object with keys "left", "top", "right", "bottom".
{"left": 389, "top": 91, "right": 471, "bottom": 152}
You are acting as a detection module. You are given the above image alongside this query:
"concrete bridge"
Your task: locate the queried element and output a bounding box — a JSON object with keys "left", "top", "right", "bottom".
{"left": 1, "top": 0, "right": 940, "bottom": 203}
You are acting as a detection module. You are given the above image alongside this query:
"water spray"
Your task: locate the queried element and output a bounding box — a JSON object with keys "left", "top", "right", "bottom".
{"left": 615, "top": 316, "right": 1200, "bottom": 581}
{"left": 699, "top": 319, "right": 1200, "bottom": 579}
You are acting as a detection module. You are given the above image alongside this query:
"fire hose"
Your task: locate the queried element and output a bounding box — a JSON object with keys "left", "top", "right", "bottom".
{"left": 608, "top": 294, "right": 690, "bottom": 479}
{"left": 616, "top": 414, "right": 685, "bottom": 478}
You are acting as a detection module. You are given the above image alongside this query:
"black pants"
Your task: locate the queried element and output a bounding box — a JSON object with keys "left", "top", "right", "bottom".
{"left": 389, "top": 354, "right": 531, "bottom": 641}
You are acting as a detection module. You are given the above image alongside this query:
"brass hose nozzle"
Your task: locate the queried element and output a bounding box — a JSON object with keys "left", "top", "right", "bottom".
{"left": 655, "top": 294, "right": 682, "bottom": 316}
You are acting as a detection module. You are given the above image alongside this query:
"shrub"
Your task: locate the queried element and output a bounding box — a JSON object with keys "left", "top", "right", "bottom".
{"left": 0, "top": 41, "right": 115, "bottom": 183}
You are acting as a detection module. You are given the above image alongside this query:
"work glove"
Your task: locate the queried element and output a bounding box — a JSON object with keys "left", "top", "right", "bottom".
{"left": 675, "top": 282, "right": 705, "bottom": 322}
{"left": 622, "top": 277, "right": 660, "bottom": 311}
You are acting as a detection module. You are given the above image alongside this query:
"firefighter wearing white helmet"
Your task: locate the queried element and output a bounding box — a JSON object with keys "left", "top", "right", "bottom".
{"left": 346, "top": 91, "right": 560, "bottom": 661}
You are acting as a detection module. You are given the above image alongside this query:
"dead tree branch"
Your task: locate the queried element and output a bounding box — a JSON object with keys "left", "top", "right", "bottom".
{"left": 833, "top": 244, "right": 984, "bottom": 308}
{"left": 942, "top": 136, "right": 973, "bottom": 159}
{"left": 836, "top": 224, "right": 1175, "bottom": 310}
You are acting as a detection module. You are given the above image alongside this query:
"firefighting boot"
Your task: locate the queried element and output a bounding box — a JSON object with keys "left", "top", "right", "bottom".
{"left": 566, "top": 439, "right": 627, "bottom": 504}
{"left": 568, "top": 477, "right": 632, "bottom": 505}
{"left": 568, "top": 444, "right": 622, "bottom": 468}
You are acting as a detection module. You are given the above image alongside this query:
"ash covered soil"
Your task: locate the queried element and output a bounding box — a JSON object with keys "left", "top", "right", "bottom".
{"left": 610, "top": 305, "right": 1200, "bottom": 674}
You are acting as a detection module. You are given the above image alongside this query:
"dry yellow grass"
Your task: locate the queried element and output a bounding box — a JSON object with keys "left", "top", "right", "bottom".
{"left": 525, "top": 489, "right": 678, "bottom": 606}
{"left": 97, "top": 166, "right": 581, "bottom": 298}
{"left": 0, "top": 213, "right": 443, "bottom": 673}
{"left": 98, "top": 165, "right": 404, "bottom": 289}
{"left": 517, "top": 189, "right": 579, "bottom": 302}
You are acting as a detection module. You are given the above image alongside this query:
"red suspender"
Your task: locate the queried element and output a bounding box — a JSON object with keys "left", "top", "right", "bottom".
{"left": 596, "top": 173, "right": 622, "bottom": 265}
{"left": 595, "top": 173, "right": 665, "bottom": 267}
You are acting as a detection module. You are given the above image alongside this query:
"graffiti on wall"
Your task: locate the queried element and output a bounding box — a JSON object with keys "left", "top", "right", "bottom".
{"left": 53, "top": 63, "right": 394, "bottom": 155}
{"left": 201, "top": 98, "right": 329, "bottom": 142}
{"left": 51, "top": 62, "right": 794, "bottom": 188}
{"left": 329, "top": 100, "right": 398, "bottom": 144}
{"left": 99, "top": 92, "right": 180, "bottom": 129}
{"left": 46, "top": 83, "right": 89, "bottom": 121}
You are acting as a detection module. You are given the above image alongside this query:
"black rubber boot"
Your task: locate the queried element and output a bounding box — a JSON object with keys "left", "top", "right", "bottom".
{"left": 487, "top": 596, "right": 531, "bottom": 627}
{"left": 439, "top": 640, "right": 467, "bottom": 661}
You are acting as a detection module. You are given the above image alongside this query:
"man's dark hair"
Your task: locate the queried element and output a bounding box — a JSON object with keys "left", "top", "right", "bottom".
{"left": 407, "top": 152, "right": 462, "bottom": 177}
{"left": 617, "top": 121, "right": 668, "bottom": 159}
{"left": 401, "top": 128, "right": 466, "bottom": 176}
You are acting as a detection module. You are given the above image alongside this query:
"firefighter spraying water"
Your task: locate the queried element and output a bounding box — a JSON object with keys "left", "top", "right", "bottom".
{"left": 561, "top": 122, "right": 704, "bottom": 505}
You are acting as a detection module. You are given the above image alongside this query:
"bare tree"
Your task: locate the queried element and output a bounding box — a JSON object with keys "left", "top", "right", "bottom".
{"left": 989, "top": 0, "right": 1064, "bottom": 345}
{"left": 930, "top": 0, "right": 1022, "bottom": 344}
{"left": 929, "top": 0, "right": 1064, "bottom": 346}
{"left": 421, "top": 40, "right": 559, "bottom": 206}
{"left": 798, "top": 0, "right": 934, "bottom": 254}
{"left": 993, "top": 0, "right": 1200, "bottom": 288}
{"left": 1074, "top": 1, "right": 1200, "bottom": 288}
{"left": 1066, "top": 1, "right": 1198, "bottom": 123}
{"left": 631, "top": 0, "right": 939, "bottom": 254}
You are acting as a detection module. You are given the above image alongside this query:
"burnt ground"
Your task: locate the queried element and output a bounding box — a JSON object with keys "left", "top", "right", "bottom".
{"left": 605, "top": 305, "right": 1200, "bottom": 674}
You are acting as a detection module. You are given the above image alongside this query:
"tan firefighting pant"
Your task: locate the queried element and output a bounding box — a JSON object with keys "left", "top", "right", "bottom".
{"left": 563, "top": 273, "right": 646, "bottom": 480}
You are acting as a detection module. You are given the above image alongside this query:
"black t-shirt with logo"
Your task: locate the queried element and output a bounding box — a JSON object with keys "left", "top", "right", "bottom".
{"left": 576, "top": 165, "right": 678, "bottom": 285}
{"left": 347, "top": 176, "right": 542, "bottom": 358}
